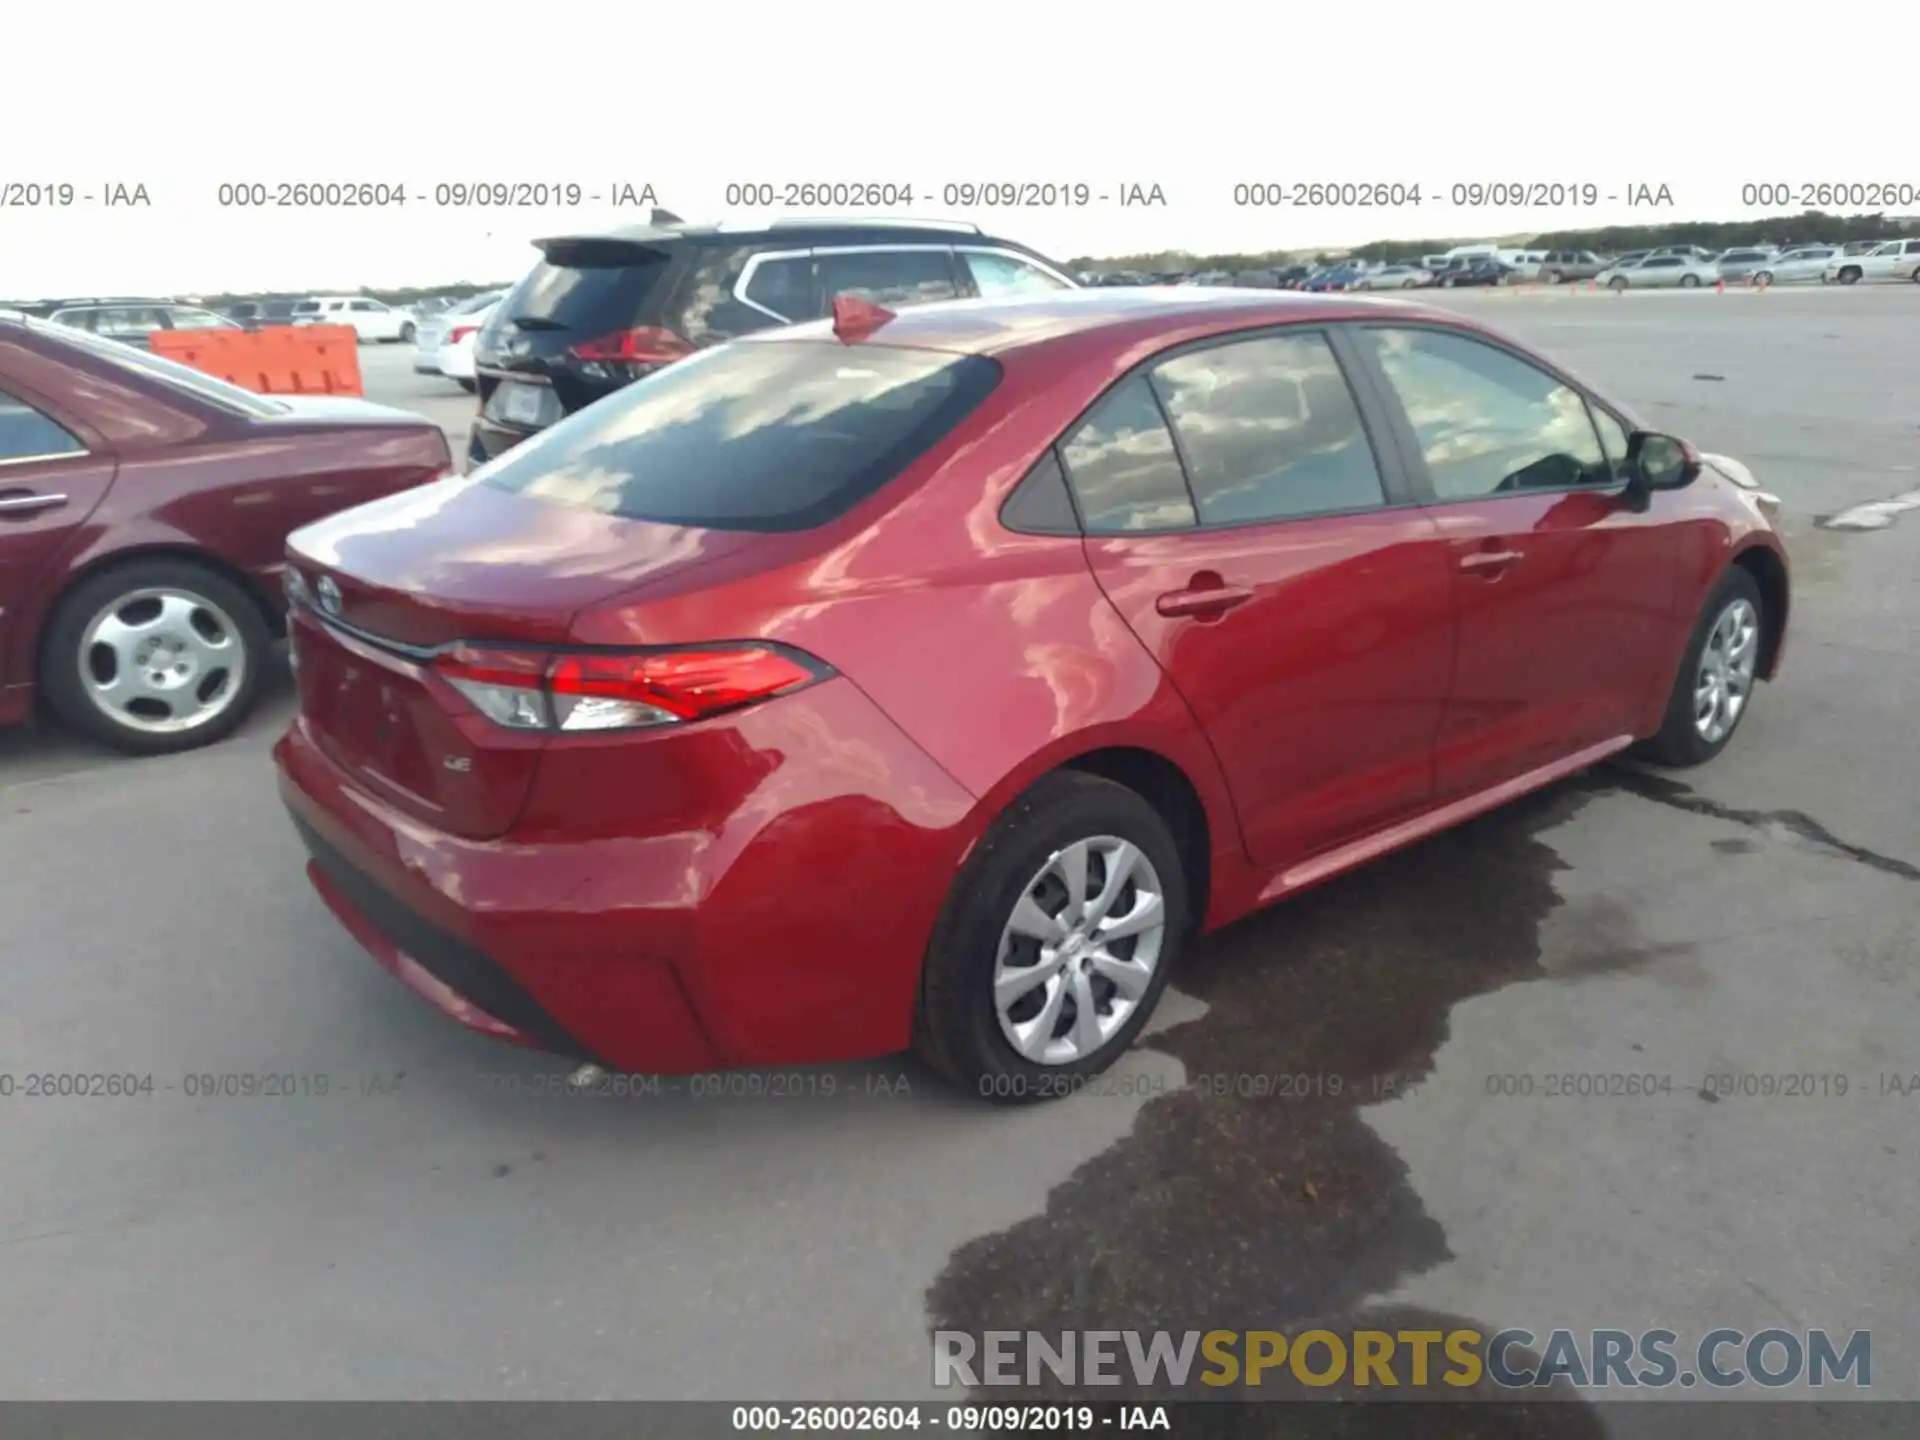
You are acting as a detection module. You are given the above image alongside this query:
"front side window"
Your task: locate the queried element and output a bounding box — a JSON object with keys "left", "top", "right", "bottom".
{"left": 1058, "top": 377, "right": 1196, "bottom": 534}
{"left": 1149, "top": 331, "right": 1385, "bottom": 525}
{"left": 168, "top": 308, "right": 238, "bottom": 330}
{"left": 0, "top": 388, "right": 84, "bottom": 461}
{"left": 962, "top": 251, "right": 1071, "bottom": 298}
{"left": 90, "top": 307, "right": 168, "bottom": 338}
{"left": 1364, "top": 328, "right": 1608, "bottom": 500}
{"left": 816, "top": 249, "right": 959, "bottom": 308}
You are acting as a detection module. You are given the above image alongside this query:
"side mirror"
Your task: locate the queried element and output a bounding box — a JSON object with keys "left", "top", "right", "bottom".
{"left": 1621, "top": 431, "right": 1703, "bottom": 510}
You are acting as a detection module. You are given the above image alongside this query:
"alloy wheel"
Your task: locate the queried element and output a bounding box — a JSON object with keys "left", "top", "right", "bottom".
{"left": 1694, "top": 597, "right": 1759, "bottom": 744}
{"left": 992, "top": 836, "right": 1168, "bottom": 1066}
{"left": 78, "top": 586, "right": 248, "bottom": 736}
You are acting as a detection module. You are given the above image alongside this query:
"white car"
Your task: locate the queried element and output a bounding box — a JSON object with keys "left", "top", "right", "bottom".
{"left": 288, "top": 295, "right": 416, "bottom": 343}
{"left": 1823, "top": 237, "right": 1920, "bottom": 285}
{"left": 1597, "top": 254, "right": 1719, "bottom": 290}
{"left": 1350, "top": 263, "right": 1434, "bottom": 290}
{"left": 1750, "top": 246, "right": 1842, "bottom": 286}
{"left": 412, "top": 290, "right": 505, "bottom": 388}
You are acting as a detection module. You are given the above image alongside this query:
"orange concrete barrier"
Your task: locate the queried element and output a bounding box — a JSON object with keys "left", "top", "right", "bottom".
{"left": 148, "top": 324, "right": 364, "bottom": 397}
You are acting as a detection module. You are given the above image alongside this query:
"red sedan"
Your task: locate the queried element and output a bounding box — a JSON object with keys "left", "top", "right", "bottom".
{"left": 275, "top": 290, "right": 1789, "bottom": 1100}
{"left": 0, "top": 313, "right": 452, "bottom": 753}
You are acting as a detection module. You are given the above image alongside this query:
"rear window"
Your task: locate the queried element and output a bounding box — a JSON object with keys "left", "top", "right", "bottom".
{"left": 476, "top": 339, "right": 1001, "bottom": 532}
{"left": 291, "top": 301, "right": 322, "bottom": 314}
{"left": 501, "top": 243, "right": 674, "bottom": 331}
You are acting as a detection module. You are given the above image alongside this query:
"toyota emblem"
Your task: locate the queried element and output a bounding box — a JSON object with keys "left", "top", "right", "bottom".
{"left": 316, "top": 576, "right": 342, "bottom": 616}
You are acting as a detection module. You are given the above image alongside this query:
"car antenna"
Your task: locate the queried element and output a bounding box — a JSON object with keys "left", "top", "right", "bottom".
{"left": 650, "top": 207, "right": 685, "bottom": 226}
{"left": 831, "top": 294, "right": 895, "bottom": 343}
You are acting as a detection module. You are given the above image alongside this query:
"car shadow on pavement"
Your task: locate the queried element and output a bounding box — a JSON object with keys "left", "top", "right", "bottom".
{"left": 925, "top": 782, "right": 1612, "bottom": 1436}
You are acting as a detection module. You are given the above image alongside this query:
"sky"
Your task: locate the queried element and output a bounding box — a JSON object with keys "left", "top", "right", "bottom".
{"left": 4, "top": 1, "right": 1914, "bottom": 298}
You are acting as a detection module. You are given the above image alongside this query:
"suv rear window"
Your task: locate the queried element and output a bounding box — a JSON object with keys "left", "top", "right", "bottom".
{"left": 500, "top": 241, "right": 675, "bottom": 331}
{"left": 476, "top": 339, "right": 1001, "bottom": 532}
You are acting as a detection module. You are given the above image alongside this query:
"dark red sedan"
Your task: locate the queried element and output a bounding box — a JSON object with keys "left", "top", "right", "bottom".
{"left": 275, "top": 289, "right": 1789, "bottom": 1100}
{"left": 0, "top": 312, "right": 452, "bottom": 753}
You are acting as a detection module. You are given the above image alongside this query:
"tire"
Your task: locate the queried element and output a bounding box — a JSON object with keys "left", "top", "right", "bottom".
{"left": 1909, "top": 266, "right": 1920, "bottom": 284}
{"left": 1608, "top": 276, "right": 1629, "bottom": 291}
{"left": 399, "top": 322, "right": 416, "bottom": 343}
{"left": 914, "top": 771, "right": 1190, "bottom": 1104}
{"left": 1639, "top": 568, "right": 1766, "bottom": 768}
{"left": 455, "top": 377, "right": 477, "bottom": 393}
{"left": 1544, "top": 270, "right": 1563, "bottom": 284}
{"left": 1836, "top": 267, "right": 1861, "bottom": 285}
{"left": 1679, "top": 274, "right": 1702, "bottom": 289}
{"left": 1753, "top": 270, "right": 1773, "bottom": 287}
{"left": 39, "top": 557, "right": 271, "bottom": 757}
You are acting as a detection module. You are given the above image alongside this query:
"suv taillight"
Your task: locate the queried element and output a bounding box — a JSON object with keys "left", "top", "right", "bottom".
{"left": 433, "top": 643, "right": 832, "bottom": 733}
{"left": 568, "top": 327, "right": 694, "bottom": 364}
{"left": 449, "top": 325, "right": 479, "bottom": 344}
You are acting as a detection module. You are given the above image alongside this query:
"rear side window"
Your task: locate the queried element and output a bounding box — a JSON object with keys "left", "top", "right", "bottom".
{"left": 962, "top": 251, "right": 1071, "bottom": 298}
{"left": 741, "top": 255, "right": 814, "bottom": 321}
{"left": 817, "top": 249, "right": 960, "bottom": 308}
{"left": 1149, "top": 332, "right": 1386, "bottom": 525}
{"left": 1058, "top": 377, "right": 1196, "bottom": 533}
{"left": 476, "top": 340, "right": 1000, "bottom": 532}
{"left": 503, "top": 243, "right": 675, "bottom": 330}
{"left": 0, "top": 388, "right": 84, "bottom": 460}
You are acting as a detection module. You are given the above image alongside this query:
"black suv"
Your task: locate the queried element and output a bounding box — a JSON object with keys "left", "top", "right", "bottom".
{"left": 225, "top": 297, "right": 308, "bottom": 330}
{"left": 468, "top": 213, "right": 1079, "bottom": 464}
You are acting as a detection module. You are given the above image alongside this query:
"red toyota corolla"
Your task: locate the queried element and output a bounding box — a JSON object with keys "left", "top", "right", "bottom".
{"left": 0, "top": 311, "right": 452, "bottom": 754}
{"left": 275, "top": 289, "right": 1789, "bottom": 1101}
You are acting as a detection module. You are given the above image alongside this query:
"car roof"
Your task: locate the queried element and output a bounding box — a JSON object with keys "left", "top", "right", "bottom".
{"left": 533, "top": 217, "right": 1038, "bottom": 255}
{"left": 748, "top": 288, "right": 1481, "bottom": 359}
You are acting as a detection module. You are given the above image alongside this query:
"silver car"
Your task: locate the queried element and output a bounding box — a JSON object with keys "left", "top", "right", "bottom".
{"left": 1350, "top": 263, "right": 1435, "bottom": 290}
{"left": 1750, "top": 246, "right": 1841, "bottom": 286}
{"left": 1715, "top": 247, "right": 1777, "bottom": 282}
{"left": 411, "top": 289, "right": 506, "bottom": 375}
{"left": 1598, "top": 254, "right": 1720, "bottom": 290}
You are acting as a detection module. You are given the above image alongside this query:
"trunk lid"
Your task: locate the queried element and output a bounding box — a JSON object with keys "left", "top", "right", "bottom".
{"left": 285, "top": 477, "right": 766, "bottom": 839}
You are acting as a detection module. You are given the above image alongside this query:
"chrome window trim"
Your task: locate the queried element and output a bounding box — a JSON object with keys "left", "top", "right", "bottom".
{"left": 734, "top": 246, "right": 815, "bottom": 322}
{"left": 0, "top": 449, "right": 89, "bottom": 469}
{"left": 734, "top": 243, "right": 1079, "bottom": 324}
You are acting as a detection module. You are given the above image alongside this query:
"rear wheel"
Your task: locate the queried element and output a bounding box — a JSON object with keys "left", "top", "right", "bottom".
{"left": 1680, "top": 273, "right": 1702, "bottom": 288}
{"left": 41, "top": 558, "right": 270, "bottom": 756}
{"left": 1753, "top": 270, "right": 1773, "bottom": 287}
{"left": 914, "top": 771, "right": 1189, "bottom": 1104}
{"left": 455, "top": 377, "right": 476, "bottom": 393}
{"left": 1836, "top": 266, "right": 1862, "bottom": 285}
{"left": 399, "top": 322, "right": 416, "bottom": 343}
{"left": 1608, "top": 276, "right": 1629, "bottom": 291}
{"left": 1640, "top": 568, "right": 1765, "bottom": 767}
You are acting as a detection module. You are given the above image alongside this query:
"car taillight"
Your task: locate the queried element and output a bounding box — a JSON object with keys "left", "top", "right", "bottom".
{"left": 450, "top": 325, "right": 478, "bottom": 344}
{"left": 568, "top": 327, "right": 694, "bottom": 364}
{"left": 431, "top": 643, "right": 831, "bottom": 733}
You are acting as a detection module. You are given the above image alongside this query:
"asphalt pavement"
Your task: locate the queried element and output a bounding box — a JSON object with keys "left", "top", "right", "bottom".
{"left": 2, "top": 287, "right": 1916, "bottom": 1430}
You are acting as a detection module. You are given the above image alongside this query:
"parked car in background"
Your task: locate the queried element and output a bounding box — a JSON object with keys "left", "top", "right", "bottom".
{"left": 46, "top": 301, "right": 245, "bottom": 349}
{"left": 1649, "top": 245, "right": 1717, "bottom": 262}
{"left": 1714, "top": 247, "right": 1777, "bottom": 283}
{"left": 1611, "top": 250, "right": 1654, "bottom": 269}
{"left": 1350, "top": 263, "right": 1434, "bottom": 290}
{"left": 469, "top": 215, "right": 1078, "bottom": 466}
{"left": 1840, "top": 240, "right": 1883, "bottom": 256}
{"left": 412, "top": 289, "right": 508, "bottom": 384}
{"left": 0, "top": 312, "right": 451, "bottom": 755}
{"left": 1751, "top": 246, "right": 1842, "bottom": 285}
{"left": 289, "top": 296, "right": 417, "bottom": 344}
{"left": 1824, "top": 237, "right": 1920, "bottom": 284}
{"left": 1435, "top": 257, "right": 1513, "bottom": 288}
{"left": 275, "top": 286, "right": 1787, "bottom": 1097}
{"left": 1539, "top": 251, "right": 1608, "bottom": 283}
{"left": 225, "top": 298, "right": 307, "bottom": 331}
{"left": 431, "top": 294, "right": 506, "bottom": 391}
{"left": 1599, "top": 254, "right": 1718, "bottom": 290}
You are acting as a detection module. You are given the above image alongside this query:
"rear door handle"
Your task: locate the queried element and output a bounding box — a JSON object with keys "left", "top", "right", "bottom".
{"left": 0, "top": 491, "right": 68, "bottom": 516}
{"left": 1458, "top": 548, "right": 1524, "bottom": 574}
{"left": 1155, "top": 584, "right": 1254, "bottom": 619}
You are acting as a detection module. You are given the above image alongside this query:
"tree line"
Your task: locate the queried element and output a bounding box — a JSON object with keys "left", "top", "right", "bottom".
{"left": 1068, "top": 209, "right": 1920, "bottom": 273}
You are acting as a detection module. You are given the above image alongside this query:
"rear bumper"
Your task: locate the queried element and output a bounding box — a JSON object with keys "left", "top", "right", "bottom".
{"left": 274, "top": 676, "right": 979, "bottom": 1074}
